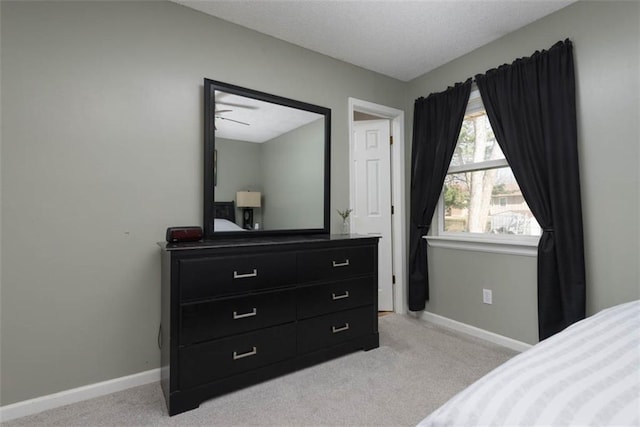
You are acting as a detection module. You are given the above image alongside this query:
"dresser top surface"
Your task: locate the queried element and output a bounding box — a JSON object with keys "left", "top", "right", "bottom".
{"left": 158, "top": 234, "right": 379, "bottom": 251}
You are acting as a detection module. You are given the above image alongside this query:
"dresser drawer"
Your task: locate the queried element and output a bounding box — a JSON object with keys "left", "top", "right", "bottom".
{"left": 179, "top": 323, "right": 296, "bottom": 389}
{"left": 180, "top": 290, "right": 296, "bottom": 345}
{"left": 178, "top": 252, "right": 296, "bottom": 300}
{"left": 297, "top": 306, "right": 373, "bottom": 354}
{"left": 297, "top": 246, "right": 375, "bottom": 283}
{"left": 297, "top": 277, "right": 374, "bottom": 319}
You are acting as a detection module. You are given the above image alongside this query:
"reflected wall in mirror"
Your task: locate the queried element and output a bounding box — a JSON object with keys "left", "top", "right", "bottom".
{"left": 204, "top": 79, "right": 331, "bottom": 238}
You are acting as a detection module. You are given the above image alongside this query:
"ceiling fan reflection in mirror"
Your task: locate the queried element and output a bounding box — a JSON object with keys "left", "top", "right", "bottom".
{"left": 214, "top": 109, "right": 250, "bottom": 130}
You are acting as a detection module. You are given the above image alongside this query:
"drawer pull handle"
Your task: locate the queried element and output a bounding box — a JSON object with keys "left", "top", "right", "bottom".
{"left": 332, "top": 323, "right": 350, "bottom": 334}
{"left": 332, "top": 259, "right": 350, "bottom": 268}
{"left": 233, "top": 308, "right": 257, "bottom": 319}
{"left": 332, "top": 291, "right": 350, "bottom": 301}
{"left": 233, "top": 347, "right": 257, "bottom": 360}
{"left": 233, "top": 269, "right": 258, "bottom": 279}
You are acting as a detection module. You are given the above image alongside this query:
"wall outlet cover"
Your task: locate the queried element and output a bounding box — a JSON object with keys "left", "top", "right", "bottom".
{"left": 483, "top": 289, "right": 493, "bottom": 304}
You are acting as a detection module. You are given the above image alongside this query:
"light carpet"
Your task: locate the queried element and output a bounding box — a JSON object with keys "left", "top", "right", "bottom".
{"left": 5, "top": 314, "right": 517, "bottom": 426}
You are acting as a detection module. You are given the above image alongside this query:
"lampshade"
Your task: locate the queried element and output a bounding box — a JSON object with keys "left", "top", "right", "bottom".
{"left": 236, "top": 191, "right": 261, "bottom": 208}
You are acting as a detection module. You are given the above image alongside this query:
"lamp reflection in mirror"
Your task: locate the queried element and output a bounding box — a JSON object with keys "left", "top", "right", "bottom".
{"left": 236, "top": 191, "right": 261, "bottom": 230}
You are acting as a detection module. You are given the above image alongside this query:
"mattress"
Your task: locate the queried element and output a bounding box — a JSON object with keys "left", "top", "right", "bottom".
{"left": 214, "top": 218, "right": 245, "bottom": 232}
{"left": 419, "top": 300, "right": 640, "bottom": 426}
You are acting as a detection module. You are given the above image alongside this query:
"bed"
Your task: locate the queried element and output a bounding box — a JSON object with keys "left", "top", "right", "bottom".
{"left": 213, "top": 201, "right": 245, "bottom": 232}
{"left": 419, "top": 300, "right": 640, "bottom": 427}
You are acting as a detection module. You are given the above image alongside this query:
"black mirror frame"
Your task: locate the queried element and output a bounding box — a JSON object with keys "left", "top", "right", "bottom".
{"left": 203, "top": 79, "right": 331, "bottom": 239}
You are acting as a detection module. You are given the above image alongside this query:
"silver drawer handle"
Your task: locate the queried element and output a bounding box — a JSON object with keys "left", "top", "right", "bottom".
{"left": 332, "top": 291, "right": 350, "bottom": 301}
{"left": 233, "top": 269, "right": 258, "bottom": 279}
{"left": 233, "top": 347, "right": 257, "bottom": 360}
{"left": 233, "top": 308, "right": 257, "bottom": 319}
{"left": 332, "top": 323, "right": 350, "bottom": 334}
{"left": 332, "top": 259, "right": 350, "bottom": 268}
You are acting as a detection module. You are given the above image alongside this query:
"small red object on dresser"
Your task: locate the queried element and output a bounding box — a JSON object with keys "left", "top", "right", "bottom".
{"left": 166, "top": 226, "right": 203, "bottom": 243}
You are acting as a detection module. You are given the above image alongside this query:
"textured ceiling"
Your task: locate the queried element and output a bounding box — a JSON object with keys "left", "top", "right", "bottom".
{"left": 174, "top": 0, "right": 576, "bottom": 81}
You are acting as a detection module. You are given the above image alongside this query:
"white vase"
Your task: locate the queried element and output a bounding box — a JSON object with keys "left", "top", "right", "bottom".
{"left": 340, "top": 220, "right": 350, "bottom": 234}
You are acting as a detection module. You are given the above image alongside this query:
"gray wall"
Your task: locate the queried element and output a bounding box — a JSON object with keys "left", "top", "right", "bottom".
{"left": 261, "top": 119, "right": 325, "bottom": 229}
{"left": 215, "top": 138, "right": 263, "bottom": 227}
{"left": 0, "top": 1, "right": 406, "bottom": 405}
{"left": 406, "top": 1, "right": 640, "bottom": 344}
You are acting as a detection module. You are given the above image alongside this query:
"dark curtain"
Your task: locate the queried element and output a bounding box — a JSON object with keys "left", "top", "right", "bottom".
{"left": 475, "top": 40, "right": 586, "bottom": 340}
{"left": 409, "top": 79, "right": 472, "bottom": 311}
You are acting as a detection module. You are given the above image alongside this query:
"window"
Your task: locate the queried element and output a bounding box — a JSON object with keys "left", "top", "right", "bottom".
{"left": 430, "top": 90, "right": 540, "bottom": 254}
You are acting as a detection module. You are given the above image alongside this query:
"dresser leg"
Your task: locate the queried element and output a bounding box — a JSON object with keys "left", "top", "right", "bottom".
{"left": 168, "top": 396, "right": 201, "bottom": 416}
{"left": 363, "top": 333, "right": 380, "bottom": 351}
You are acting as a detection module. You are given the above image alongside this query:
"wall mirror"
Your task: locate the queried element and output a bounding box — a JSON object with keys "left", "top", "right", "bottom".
{"left": 204, "top": 79, "right": 331, "bottom": 239}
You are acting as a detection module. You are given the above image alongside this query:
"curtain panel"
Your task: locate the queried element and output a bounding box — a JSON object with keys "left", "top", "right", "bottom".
{"left": 409, "top": 79, "right": 472, "bottom": 311}
{"left": 475, "top": 40, "right": 586, "bottom": 340}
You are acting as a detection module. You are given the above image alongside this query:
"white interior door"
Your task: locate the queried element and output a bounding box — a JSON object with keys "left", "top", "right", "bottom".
{"left": 351, "top": 120, "right": 393, "bottom": 311}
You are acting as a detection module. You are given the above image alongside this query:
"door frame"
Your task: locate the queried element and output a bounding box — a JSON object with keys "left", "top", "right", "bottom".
{"left": 348, "top": 98, "right": 406, "bottom": 314}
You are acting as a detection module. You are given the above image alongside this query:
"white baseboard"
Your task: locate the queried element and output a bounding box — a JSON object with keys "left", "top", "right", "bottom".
{"left": 0, "top": 368, "right": 160, "bottom": 423}
{"left": 419, "top": 311, "right": 533, "bottom": 353}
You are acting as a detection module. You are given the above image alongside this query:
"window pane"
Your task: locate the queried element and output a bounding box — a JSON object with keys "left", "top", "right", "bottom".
{"left": 450, "top": 112, "right": 505, "bottom": 167}
{"left": 443, "top": 167, "right": 541, "bottom": 236}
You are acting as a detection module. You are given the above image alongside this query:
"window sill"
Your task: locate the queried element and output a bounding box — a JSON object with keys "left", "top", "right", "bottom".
{"left": 424, "top": 235, "right": 538, "bottom": 257}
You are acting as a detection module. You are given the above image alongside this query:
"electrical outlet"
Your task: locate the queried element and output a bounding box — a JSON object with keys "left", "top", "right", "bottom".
{"left": 483, "top": 289, "right": 493, "bottom": 304}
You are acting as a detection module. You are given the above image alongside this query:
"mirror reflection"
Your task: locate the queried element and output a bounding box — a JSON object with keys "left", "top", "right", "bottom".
{"left": 212, "top": 89, "right": 326, "bottom": 233}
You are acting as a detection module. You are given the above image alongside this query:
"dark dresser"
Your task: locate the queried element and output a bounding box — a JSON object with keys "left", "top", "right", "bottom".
{"left": 159, "top": 234, "right": 379, "bottom": 415}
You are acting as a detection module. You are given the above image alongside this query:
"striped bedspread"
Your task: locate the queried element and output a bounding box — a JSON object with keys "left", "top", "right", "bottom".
{"left": 419, "top": 300, "right": 640, "bottom": 427}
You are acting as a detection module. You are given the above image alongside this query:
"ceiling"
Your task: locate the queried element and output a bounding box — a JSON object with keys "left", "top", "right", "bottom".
{"left": 174, "top": 0, "right": 576, "bottom": 82}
